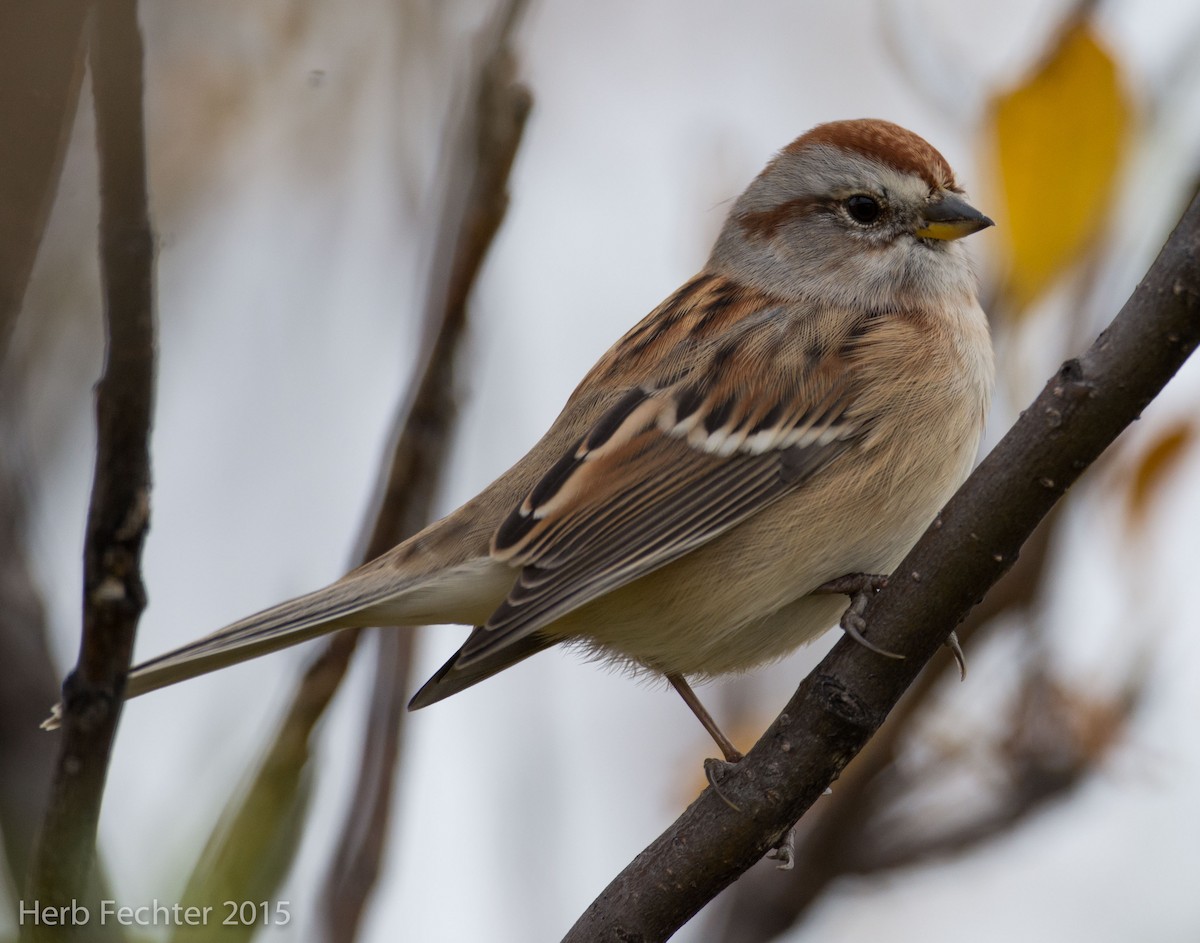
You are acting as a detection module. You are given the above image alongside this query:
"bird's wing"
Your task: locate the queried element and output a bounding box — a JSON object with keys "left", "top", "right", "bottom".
{"left": 456, "top": 295, "right": 876, "bottom": 665}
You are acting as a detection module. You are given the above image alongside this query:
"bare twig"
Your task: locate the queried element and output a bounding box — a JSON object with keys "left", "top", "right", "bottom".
{"left": 0, "top": 0, "right": 91, "bottom": 362}
{"left": 319, "top": 5, "right": 531, "bottom": 939}
{"left": 0, "top": 10, "right": 94, "bottom": 870}
{"left": 856, "top": 663, "right": 1146, "bottom": 871}
{"left": 23, "top": 1, "right": 156, "bottom": 938}
{"left": 563, "top": 192, "right": 1200, "bottom": 942}
{"left": 163, "top": 6, "right": 532, "bottom": 935}
{"left": 0, "top": 12, "right": 94, "bottom": 860}
{"left": 173, "top": 640, "right": 351, "bottom": 942}
{"left": 0, "top": 12, "right": 94, "bottom": 857}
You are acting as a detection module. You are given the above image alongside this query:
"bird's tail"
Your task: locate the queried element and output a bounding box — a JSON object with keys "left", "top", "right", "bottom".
{"left": 124, "top": 576, "right": 399, "bottom": 700}
{"left": 42, "top": 571, "right": 424, "bottom": 730}
{"left": 40, "top": 551, "right": 518, "bottom": 729}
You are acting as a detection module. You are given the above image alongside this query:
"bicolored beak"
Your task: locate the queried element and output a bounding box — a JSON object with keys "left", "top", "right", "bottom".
{"left": 915, "top": 193, "right": 994, "bottom": 241}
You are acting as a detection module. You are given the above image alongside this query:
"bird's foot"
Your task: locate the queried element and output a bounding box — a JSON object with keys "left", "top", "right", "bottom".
{"left": 703, "top": 757, "right": 743, "bottom": 812}
{"left": 766, "top": 826, "right": 795, "bottom": 870}
{"left": 814, "top": 572, "right": 904, "bottom": 660}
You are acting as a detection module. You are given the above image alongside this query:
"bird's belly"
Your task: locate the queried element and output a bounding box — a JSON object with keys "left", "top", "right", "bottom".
{"left": 545, "top": 429, "right": 976, "bottom": 677}
{"left": 540, "top": 502, "right": 880, "bottom": 675}
{"left": 569, "top": 587, "right": 851, "bottom": 677}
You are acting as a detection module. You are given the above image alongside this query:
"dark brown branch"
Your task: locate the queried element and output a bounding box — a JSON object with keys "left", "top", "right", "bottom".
{"left": 714, "top": 506, "right": 1061, "bottom": 942}
{"left": 23, "top": 0, "right": 156, "bottom": 937}
{"left": 563, "top": 193, "right": 1200, "bottom": 942}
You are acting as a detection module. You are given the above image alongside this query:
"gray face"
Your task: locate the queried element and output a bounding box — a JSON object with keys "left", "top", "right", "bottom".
{"left": 708, "top": 143, "right": 980, "bottom": 312}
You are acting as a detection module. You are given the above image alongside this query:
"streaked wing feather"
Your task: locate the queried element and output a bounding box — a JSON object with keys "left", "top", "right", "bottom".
{"left": 456, "top": 332, "right": 866, "bottom": 664}
{"left": 479, "top": 446, "right": 827, "bottom": 642}
{"left": 407, "top": 632, "right": 557, "bottom": 710}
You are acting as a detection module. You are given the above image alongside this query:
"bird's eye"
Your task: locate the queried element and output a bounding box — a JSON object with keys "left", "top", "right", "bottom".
{"left": 845, "top": 195, "right": 882, "bottom": 225}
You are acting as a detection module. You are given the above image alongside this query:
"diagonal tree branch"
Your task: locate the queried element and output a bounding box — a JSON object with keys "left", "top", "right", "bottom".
{"left": 714, "top": 505, "right": 1063, "bottom": 942}
{"left": 23, "top": 0, "right": 156, "bottom": 937}
{"left": 563, "top": 191, "right": 1200, "bottom": 942}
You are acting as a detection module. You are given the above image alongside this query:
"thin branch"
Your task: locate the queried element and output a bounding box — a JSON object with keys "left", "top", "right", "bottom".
{"left": 857, "top": 663, "right": 1146, "bottom": 870}
{"left": 0, "top": 12, "right": 94, "bottom": 872}
{"left": 563, "top": 193, "right": 1200, "bottom": 942}
{"left": 23, "top": 0, "right": 156, "bottom": 937}
{"left": 0, "top": 456, "right": 64, "bottom": 891}
{"left": 0, "top": 0, "right": 91, "bottom": 362}
{"left": 161, "top": 7, "right": 532, "bottom": 934}
{"left": 318, "top": 5, "right": 531, "bottom": 938}
{"left": 0, "top": 2, "right": 92, "bottom": 887}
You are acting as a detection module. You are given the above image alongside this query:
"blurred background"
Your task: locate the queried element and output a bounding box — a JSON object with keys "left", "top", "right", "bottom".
{"left": 3, "top": 0, "right": 1200, "bottom": 940}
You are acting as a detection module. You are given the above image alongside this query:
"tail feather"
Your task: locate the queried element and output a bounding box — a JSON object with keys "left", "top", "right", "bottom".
{"left": 125, "top": 576, "right": 410, "bottom": 700}
{"left": 38, "top": 548, "right": 518, "bottom": 729}
{"left": 120, "top": 552, "right": 515, "bottom": 703}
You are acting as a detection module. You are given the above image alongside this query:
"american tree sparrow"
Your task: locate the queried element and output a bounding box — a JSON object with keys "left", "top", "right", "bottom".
{"left": 96, "top": 120, "right": 994, "bottom": 758}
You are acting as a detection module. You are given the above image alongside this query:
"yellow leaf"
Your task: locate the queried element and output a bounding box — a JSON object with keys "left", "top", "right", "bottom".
{"left": 1126, "top": 420, "right": 1194, "bottom": 528}
{"left": 989, "top": 19, "right": 1130, "bottom": 307}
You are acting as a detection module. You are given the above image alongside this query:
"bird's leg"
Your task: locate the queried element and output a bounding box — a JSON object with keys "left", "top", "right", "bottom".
{"left": 667, "top": 673, "right": 747, "bottom": 811}
{"left": 812, "top": 572, "right": 903, "bottom": 660}
{"left": 668, "top": 672, "right": 742, "bottom": 762}
{"left": 813, "top": 572, "right": 890, "bottom": 598}
{"left": 669, "top": 673, "right": 805, "bottom": 865}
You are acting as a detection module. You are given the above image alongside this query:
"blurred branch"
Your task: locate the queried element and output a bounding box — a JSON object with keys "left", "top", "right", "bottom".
{"left": 0, "top": 6, "right": 95, "bottom": 877}
{"left": 563, "top": 192, "right": 1200, "bottom": 942}
{"left": 0, "top": 0, "right": 91, "bottom": 362}
{"left": 24, "top": 0, "right": 156, "bottom": 938}
{"left": 0, "top": 457, "right": 62, "bottom": 892}
{"left": 861, "top": 662, "right": 1145, "bottom": 870}
{"left": 171, "top": 653, "right": 337, "bottom": 943}
{"left": 319, "top": 3, "right": 531, "bottom": 938}
{"left": 168, "top": 3, "right": 532, "bottom": 939}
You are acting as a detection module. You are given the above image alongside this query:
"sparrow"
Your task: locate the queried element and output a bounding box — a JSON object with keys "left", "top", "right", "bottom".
{"left": 77, "top": 119, "right": 994, "bottom": 759}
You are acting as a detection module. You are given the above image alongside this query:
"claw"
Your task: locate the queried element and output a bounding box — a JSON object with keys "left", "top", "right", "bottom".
{"left": 946, "top": 630, "right": 967, "bottom": 680}
{"left": 766, "top": 826, "right": 795, "bottom": 870}
{"left": 704, "top": 762, "right": 796, "bottom": 870}
{"left": 704, "top": 757, "right": 742, "bottom": 812}
{"left": 813, "top": 573, "right": 889, "bottom": 597}
{"left": 813, "top": 573, "right": 904, "bottom": 659}
{"left": 840, "top": 604, "right": 904, "bottom": 659}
